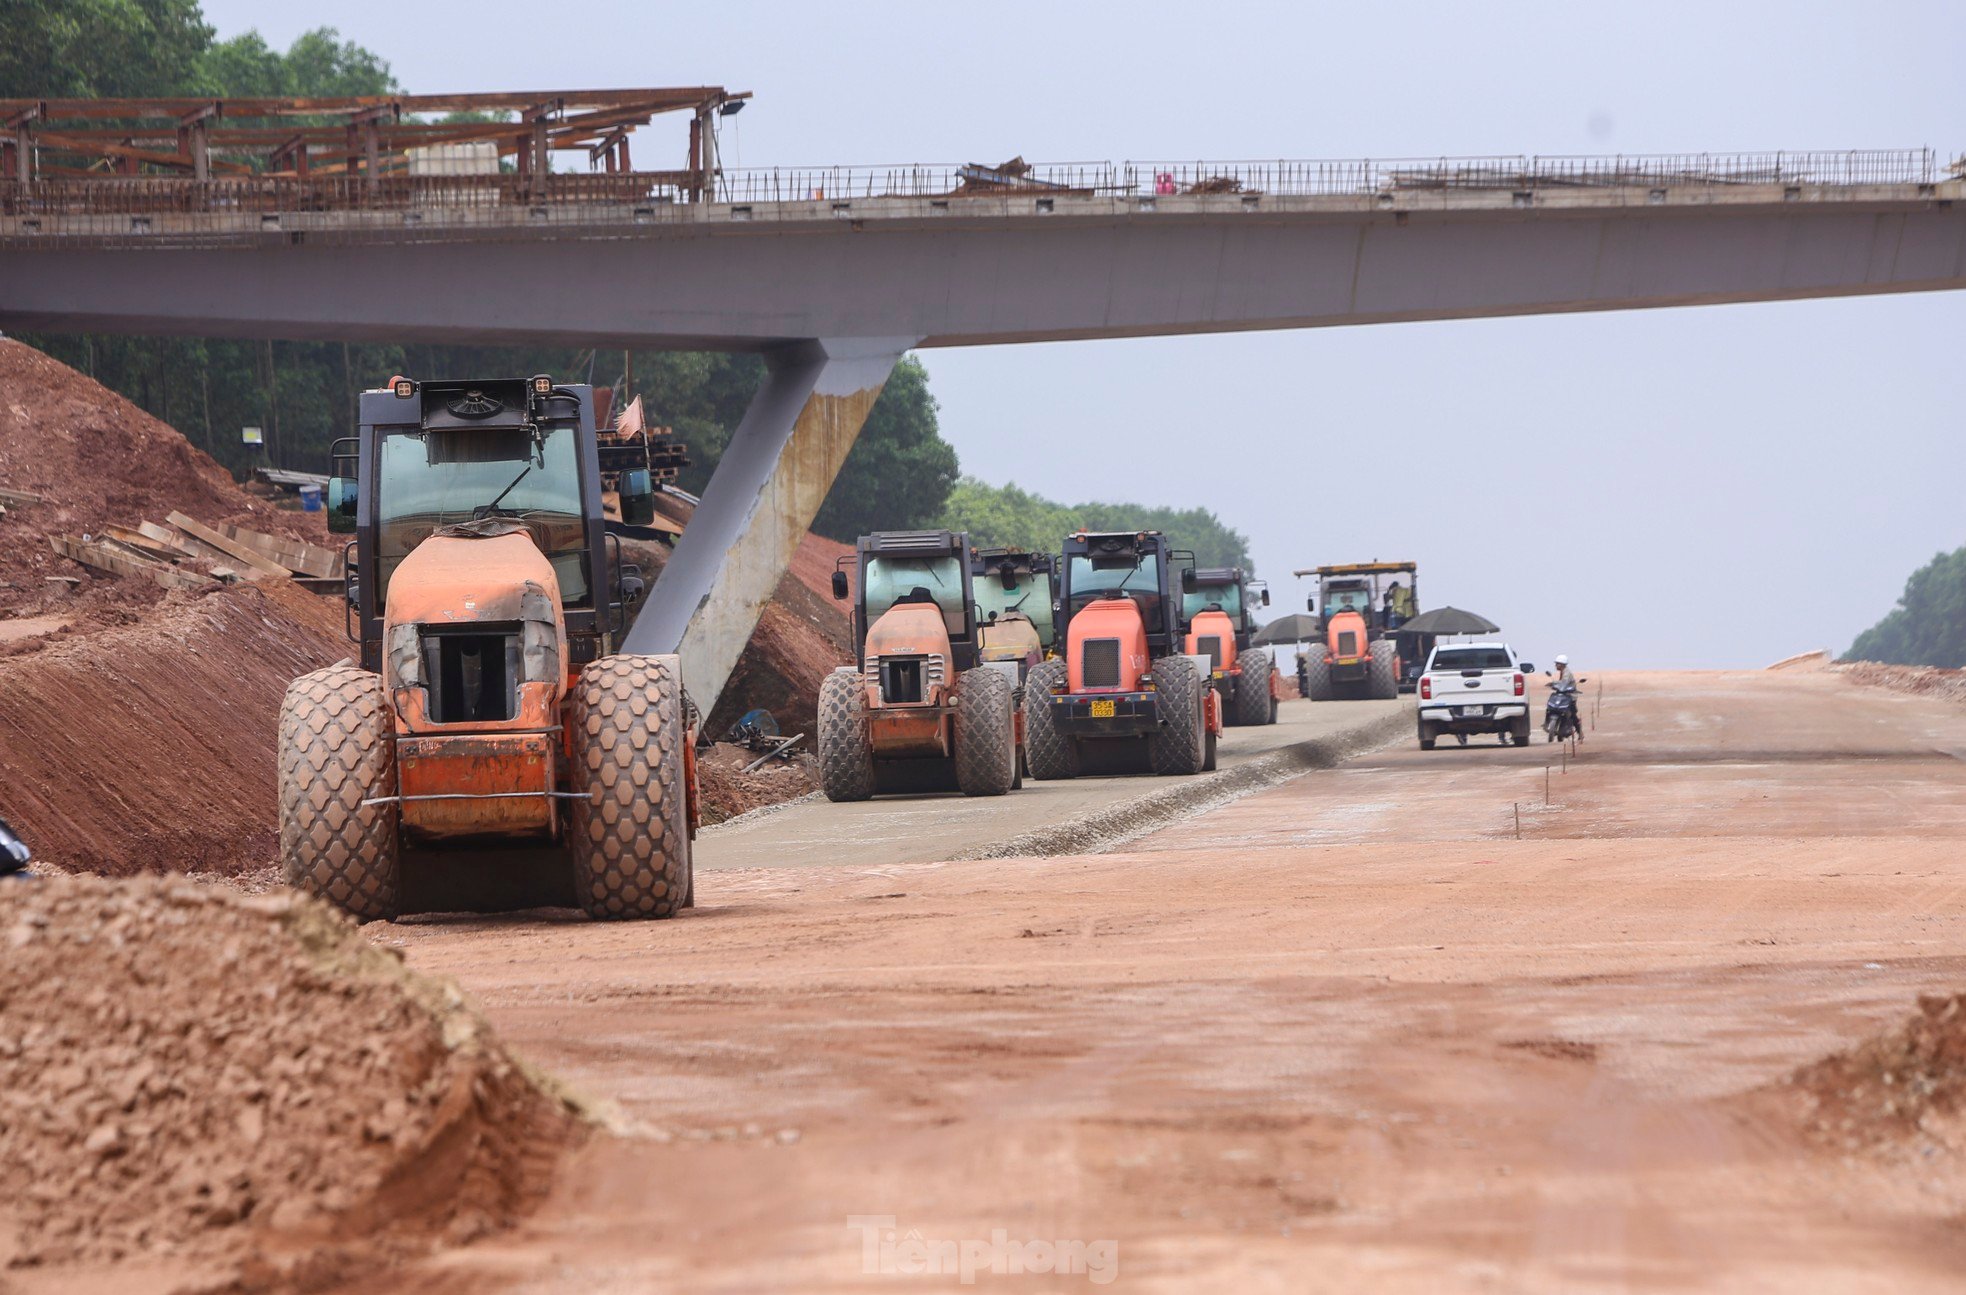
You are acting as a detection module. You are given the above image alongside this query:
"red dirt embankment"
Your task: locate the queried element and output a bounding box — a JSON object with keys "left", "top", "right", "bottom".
{"left": 0, "top": 877, "right": 584, "bottom": 1284}
{"left": 0, "top": 339, "right": 321, "bottom": 624}
{"left": 628, "top": 522, "right": 853, "bottom": 742}
{"left": 0, "top": 580, "right": 348, "bottom": 877}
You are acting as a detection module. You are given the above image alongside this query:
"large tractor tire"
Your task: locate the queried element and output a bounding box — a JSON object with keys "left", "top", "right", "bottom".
{"left": 1148, "top": 654, "right": 1207, "bottom": 776}
{"left": 1022, "top": 659, "right": 1080, "bottom": 780}
{"left": 1234, "top": 647, "right": 1279, "bottom": 726}
{"left": 1300, "top": 651, "right": 1335, "bottom": 702}
{"left": 953, "top": 667, "right": 1017, "bottom": 796}
{"left": 818, "top": 670, "right": 877, "bottom": 802}
{"left": 568, "top": 654, "right": 693, "bottom": 920}
{"left": 1368, "top": 640, "right": 1399, "bottom": 700}
{"left": 279, "top": 666, "right": 402, "bottom": 923}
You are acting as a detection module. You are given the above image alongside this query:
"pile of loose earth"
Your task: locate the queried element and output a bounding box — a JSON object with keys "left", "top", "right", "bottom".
{"left": 1789, "top": 991, "right": 1966, "bottom": 1149}
{"left": 0, "top": 877, "right": 585, "bottom": 1281}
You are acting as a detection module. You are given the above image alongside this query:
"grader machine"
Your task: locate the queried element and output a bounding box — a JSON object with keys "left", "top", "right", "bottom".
{"left": 1181, "top": 566, "right": 1280, "bottom": 726}
{"left": 283, "top": 374, "right": 696, "bottom": 922}
{"left": 1024, "top": 530, "right": 1222, "bottom": 779}
{"left": 818, "top": 530, "right": 1020, "bottom": 800}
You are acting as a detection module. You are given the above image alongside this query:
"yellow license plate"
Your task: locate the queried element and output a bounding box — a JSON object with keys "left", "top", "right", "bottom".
{"left": 1089, "top": 699, "right": 1116, "bottom": 718}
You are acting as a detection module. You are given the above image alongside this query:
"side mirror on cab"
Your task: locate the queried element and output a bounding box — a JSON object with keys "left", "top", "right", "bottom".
{"left": 1260, "top": 588, "right": 1271, "bottom": 607}
{"left": 1518, "top": 662, "right": 1535, "bottom": 674}
{"left": 619, "top": 564, "right": 646, "bottom": 606}
{"left": 1181, "top": 569, "right": 1199, "bottom": 594}
{"left": 326, "top": 475, "right": 358, "bottom": 534}
{"left": 618, "top": 469, "right": 656, "bottom": 527}
{"left": 831, "top": 570, "right": 849, "bottom": 600}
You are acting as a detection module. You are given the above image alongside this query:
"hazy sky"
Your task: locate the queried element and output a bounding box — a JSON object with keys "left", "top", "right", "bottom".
{"left": 204, "top": 0, "right": 1966, "bottom": 668}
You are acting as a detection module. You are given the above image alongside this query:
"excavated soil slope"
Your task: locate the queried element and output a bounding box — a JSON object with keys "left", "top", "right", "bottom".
{"left": 0, "top": 877, "right": 583, "bottom": 1284}
{"left": 627, "top": 527, "right": 852, "bottom": 741}
{"left": 0, "top": 580, "right": 347, "bottom": 877}
{"left": 0, "top": 340, "right": 322, "bottom": 623}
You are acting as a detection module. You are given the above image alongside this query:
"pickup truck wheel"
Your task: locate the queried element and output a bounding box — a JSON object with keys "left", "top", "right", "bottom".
{"left": 1148, "top": 655, "right": 1206, "bottom": 776}
{"left": 1418, "top": 720, "right": 1437, "bottom": 752}
{"left": 1511, "top": 716, "right": 1532, "bottom": 747}
{"left": 1367, "top": 640, "right": 1399, "bottom": 700}
{"left": 1022, "top": 660, "right": 1080, "bottom": 780}
{"left": 953, "top": 667, "right": 1016, "bottom": 797}
{"left": 818, "top": 670, "right": 877, "bottom": 801}
{"left": 1233, "top": 648, "right": 1277, "bottom": 726}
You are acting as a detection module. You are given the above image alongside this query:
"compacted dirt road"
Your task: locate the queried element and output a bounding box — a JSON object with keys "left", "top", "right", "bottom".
{"left": 370, "top": 667, "right": 1966, "bottom": 1292}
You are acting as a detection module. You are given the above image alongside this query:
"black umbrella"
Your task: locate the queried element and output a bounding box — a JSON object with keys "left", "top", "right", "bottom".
{"left": 1397, "top": 606, "right": 1500, "bottom": 636}
{"left": 1252, "top": 612, "right": 1322, "bottom": 646}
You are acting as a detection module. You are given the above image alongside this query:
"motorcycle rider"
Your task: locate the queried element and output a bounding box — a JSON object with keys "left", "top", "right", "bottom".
{"left": 1546, "top": 654, "right": 1584, "bottom": 743}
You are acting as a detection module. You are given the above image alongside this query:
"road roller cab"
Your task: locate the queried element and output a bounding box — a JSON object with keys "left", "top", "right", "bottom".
{"left": 1021, "top": 530, "right": 1223, "bottom": 780}
{"left": 1181, "top": 566, "right": 1280, "bottom": 727}
{"left": 1294, "top": 560, "right": 1415, "bottom": 702}
{"left": 278, "top": 375, "right": 697, "bottom": 923}
{"left": 972, "top": 547, "right": 1056, "bottom": 675}
{"left": 818, "top": 530, "right": 1020, "bottom": 800}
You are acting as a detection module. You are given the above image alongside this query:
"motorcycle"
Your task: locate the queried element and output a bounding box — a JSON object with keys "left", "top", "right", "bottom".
{"left": 1544, "top": 677, "right": 1586, "bottom": 743}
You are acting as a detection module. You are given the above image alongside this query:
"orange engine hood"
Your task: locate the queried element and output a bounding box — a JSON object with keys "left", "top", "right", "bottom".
{"left": 1186, "top": 608, "right": 1238, "bottom": 670}
{"left": 385, "top": 529, "right": 564, "bottom": 629}
{"left": 381, "top": 528, "right": 571, "bottom": 732}
{"left": 1326, "top": 608, "right": 1368, "bottom": 660}
{"left": 1068, "top": 598, "right": 1149, "bottom": 692}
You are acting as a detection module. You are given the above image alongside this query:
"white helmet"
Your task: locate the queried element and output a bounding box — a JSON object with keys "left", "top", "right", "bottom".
{"left": 1555, "top": 653, "right": 1569, "bottom": 666}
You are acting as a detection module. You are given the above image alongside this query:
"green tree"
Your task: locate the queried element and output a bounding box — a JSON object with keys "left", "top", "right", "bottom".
{"left": 810, "top": 358, "right": 959, "bottom": 541}
{"left": 0, "top": 0, "right": 213, "bottom": 98}
{"left": 1846, "top": 546, "right": 1966, "bottom": 667}
{"left": 941, "top": 477, "right": 1252, "bottom": 569}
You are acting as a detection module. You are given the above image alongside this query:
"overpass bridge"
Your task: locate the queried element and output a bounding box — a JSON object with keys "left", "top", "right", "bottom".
{"left": 4, "top": 147, "right": 1962, "bottom": 708}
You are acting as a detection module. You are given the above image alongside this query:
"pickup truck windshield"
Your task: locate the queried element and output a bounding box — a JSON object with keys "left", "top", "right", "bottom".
{"left": 376, "top": 422, "right": 588, "bottom": 605}
{"left": 1431, "top": 647, "right": 1514, "bottom": 671}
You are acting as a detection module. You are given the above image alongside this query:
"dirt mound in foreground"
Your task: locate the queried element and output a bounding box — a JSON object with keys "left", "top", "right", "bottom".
{"left": 0, "top": 580, "right": 348, "bottom": 878}
{"left": 0, "top": 877, "right": 584, "bottom": 1276}
{"left": 1788, "top": 992, "right": 1966, "bottom": 1147}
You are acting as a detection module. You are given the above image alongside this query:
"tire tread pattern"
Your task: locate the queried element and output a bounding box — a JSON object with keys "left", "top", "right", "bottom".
{"left": 818, "top": 670, "right": 877, "bottom": 801}
{"left": 278, "top": 666, "right": 401, "bottom": 923}
{"left": 1233, "top": 647, "right": 1276, "bottom": 726}
{"left": 568, "top": 654, "right": 691, "bottom": 920}
{"left": 1021, "top": 660, "right": 1080, "bottom": 780}
{"left": 953, "top": 667, "right": 1016, "bottom": 796}
{"left": 1368, "top": 639, "right": 1399, "bottom": 700}
{"left": 1148, "top": 655, "right": 1206, "bottom": 776}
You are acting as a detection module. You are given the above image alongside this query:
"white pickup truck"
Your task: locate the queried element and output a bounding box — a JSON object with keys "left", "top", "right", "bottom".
{"left": 1415, "top": 642, "right": 1536, "bottom": 749}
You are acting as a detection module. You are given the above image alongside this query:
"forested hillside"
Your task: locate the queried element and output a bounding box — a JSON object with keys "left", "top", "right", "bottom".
{"left": 1846, "top": 546, "right": 1966, "bottom": 667}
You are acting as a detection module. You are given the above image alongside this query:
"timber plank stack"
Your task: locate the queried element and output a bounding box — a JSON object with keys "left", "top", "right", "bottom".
{"left": 48, "top": 515, "right": 345, "bottom": 595}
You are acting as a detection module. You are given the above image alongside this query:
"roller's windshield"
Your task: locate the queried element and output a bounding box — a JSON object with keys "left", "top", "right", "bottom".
{"left": 1182, "top": 582, "right": 1241, "bottom": 624}
{"left": 976, "top": 570, "right": 1054, "bottom": 645}
{"left": 1067, "top": 552, "right": 1161, "bottom": 618}
{"left": 863, "top": 554, "right": 965, "bottom": 640}
{"left": 376, "top": 423, "right": 588, "bottom": 604}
